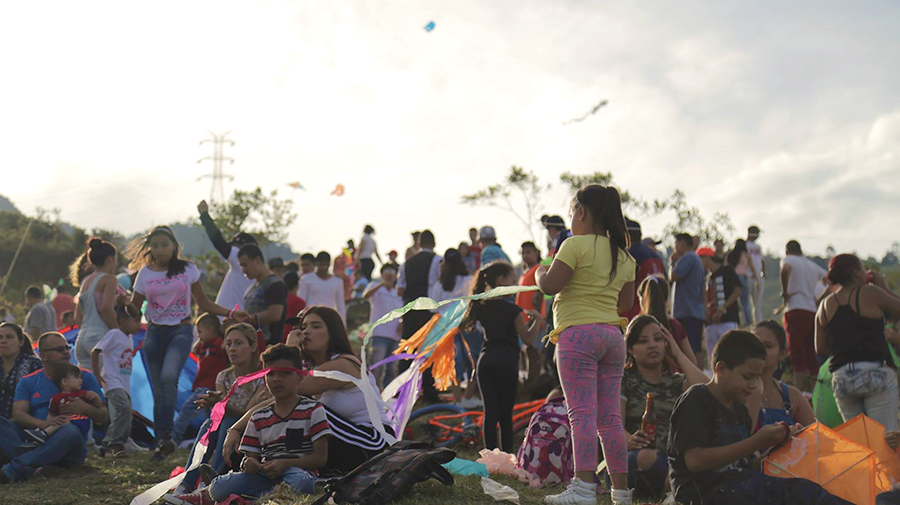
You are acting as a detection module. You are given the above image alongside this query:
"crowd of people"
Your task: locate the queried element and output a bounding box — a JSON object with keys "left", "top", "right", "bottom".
{"left": 0, "top": 188, "right": 898, "bottom": 505}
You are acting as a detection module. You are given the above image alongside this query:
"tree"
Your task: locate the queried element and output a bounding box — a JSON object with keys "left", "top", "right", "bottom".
{"left": 559, "top": 171, "right": 649, "bottom": 215}
{"left": 208, "top": 187, "right": 297, "bottom": 244}
{"left": 882, "top": 242, "right": 900, "bottom": 267}
{"left": 653, "top": 189, "right": 735, "bottom": 246}
{"left": 461, "top": 166, "right": 548, "bottom": 241}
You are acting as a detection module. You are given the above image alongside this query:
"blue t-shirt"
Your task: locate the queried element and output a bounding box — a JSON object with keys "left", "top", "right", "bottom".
{"left": 481, "top": 244, "right": 511, "bottom": 265}
{"left": 14, "top": 367, "right": 105, "bottom": 439}
{"left": 672, "top": 251, "right": 706, "bottom": 320}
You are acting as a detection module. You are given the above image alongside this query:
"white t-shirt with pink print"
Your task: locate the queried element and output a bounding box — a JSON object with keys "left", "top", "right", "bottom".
{"left": 134, "top": 263, "right": 201, "bottom": 325}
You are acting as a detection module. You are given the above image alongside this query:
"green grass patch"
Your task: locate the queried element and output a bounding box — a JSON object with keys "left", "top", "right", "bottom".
{"left": 1, "top": 448, "right": 618, "bottom": 504}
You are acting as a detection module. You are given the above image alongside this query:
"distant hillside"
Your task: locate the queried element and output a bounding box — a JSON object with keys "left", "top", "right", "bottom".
{"left": 0, "top": 194, "right": 20, "bottom": 213}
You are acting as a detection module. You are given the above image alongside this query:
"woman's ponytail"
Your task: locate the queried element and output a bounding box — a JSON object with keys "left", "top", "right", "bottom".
{"left": 575, "top": 184, "right": 630, "bottom": 281}
{"left": 460, "top": 262, "right": 514, "bottom": 331}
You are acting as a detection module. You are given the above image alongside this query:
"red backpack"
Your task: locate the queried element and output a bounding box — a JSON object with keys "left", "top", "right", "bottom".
{"left": 516, "top": 397, "right": 573, "bottom": 487}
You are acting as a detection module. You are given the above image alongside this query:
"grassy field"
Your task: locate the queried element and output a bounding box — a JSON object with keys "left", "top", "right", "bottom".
{"left": 0, "top": 447, "right": 616, "bottom": 505}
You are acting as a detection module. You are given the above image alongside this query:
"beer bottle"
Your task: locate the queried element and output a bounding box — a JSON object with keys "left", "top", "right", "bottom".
{"left": 641, "top": 392, "right": 657, "bottom": 448}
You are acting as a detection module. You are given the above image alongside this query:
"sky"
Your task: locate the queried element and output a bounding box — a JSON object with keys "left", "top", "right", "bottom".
{"left": 1, "top": 1, "right": 899, "bottom": 260}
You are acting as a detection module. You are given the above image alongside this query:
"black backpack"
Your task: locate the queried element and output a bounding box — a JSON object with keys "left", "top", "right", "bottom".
{"left": 311, "top": 441, "right": 456, "bottom": 505}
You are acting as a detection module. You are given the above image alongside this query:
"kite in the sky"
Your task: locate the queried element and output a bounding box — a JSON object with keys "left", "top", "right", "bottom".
{"left": 286, "top": 182, "right": 305, "bottom": 190}
{"left": 424, "top": 21, "right": 435, "bottom": 32}
{"left": 562, "top": 99, "right": 608, "bottom": 125}
{"left": 331, "top": 184, "right": 345, "bottom": 196}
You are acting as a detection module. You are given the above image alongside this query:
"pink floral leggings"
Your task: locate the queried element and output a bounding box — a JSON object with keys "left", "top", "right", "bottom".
{"left": 556, "top": 323, "right": 627, "bottom": 475}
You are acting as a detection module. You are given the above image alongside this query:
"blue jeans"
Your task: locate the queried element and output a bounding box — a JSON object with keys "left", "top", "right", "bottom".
{"left": 738, "top": 275, "right": 753, "bottom": 326}
{"left": 706, "top": 470, "right": 851, "bottom": 504}
{"left": 173, "top": 387, "right": 211, "bottom": 444}
{"left": 832, "top": 361, "right": 900, "bottom": 431}
{"left": 455, "top": 327, "right": 484, "bottom": 382}
{"left": 369, "top": 337, "right": 399, "bottom": 389}
{"left": 627, "top": 449, "right": 668, "bottom": 498}
{"left": 0, "top": 418, "right": 87, "bottom": 482}
{"left": 207, "top": 466, "right": 316, "bottom": 501}
{"left": 677, "top": 317, "right": 704, "bottom": 353}
{"left": 143, "top": 323, "right": 194, "bottom": 439}
{"left": 181, "top": 415, "right": 238, "bottom": 491}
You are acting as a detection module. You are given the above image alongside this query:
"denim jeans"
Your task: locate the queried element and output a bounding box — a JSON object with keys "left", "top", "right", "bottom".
{"left": 0, "top": 418, "right": 86, "bottom": 482}
{"left": 143, "top": 323, "right": 194, "bottom": 439}
{"left": 173, "top": 387, "right": 211, "bottom": 444}
{"left": 455, "top": 327, "right": 484, "bottom": 383}
{"left": 369, "top": 337, "right": 399, "bottom": 389}
{"left": 738, "top": 274, "right": 753, "bottom": 326}
{"left": 832, "top": 361, "right": 900, "bottom": 430}
{"left": 207, "top": 466, "right": 316, "bottom": 501}
{"left": 181, "top": 415, "right": 238, "bottom": 491}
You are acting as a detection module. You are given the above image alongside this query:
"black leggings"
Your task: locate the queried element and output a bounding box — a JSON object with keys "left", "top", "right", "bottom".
{"left": 477, "top": 350, "right": 518, "bottom": 453}
{"left": 360, "top": 258, "right": 375, "bottom": 280}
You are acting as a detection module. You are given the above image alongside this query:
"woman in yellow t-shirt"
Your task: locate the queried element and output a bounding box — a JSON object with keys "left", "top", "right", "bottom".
{"left": 536, "top": 184, "right": 636, "bottom": 505}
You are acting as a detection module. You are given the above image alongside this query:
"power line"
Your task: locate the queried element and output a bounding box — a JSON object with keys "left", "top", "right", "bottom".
{"left": 197, "top": 131, "right": 235, "bottom": 205}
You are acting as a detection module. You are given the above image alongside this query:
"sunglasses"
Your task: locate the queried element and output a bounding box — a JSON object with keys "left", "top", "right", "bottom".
{"left": 40, "top": 344, "right": 71, "bottom": 354}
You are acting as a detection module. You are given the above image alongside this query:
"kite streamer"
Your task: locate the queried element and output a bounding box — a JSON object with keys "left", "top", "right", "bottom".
{"left": 131, "top": 285, "right": 539, "bottom": 505}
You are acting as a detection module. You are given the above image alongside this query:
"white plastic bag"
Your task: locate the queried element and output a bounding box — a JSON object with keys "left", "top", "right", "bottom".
{"left": 481, "top": 477, "right": 520, "bottom": 504}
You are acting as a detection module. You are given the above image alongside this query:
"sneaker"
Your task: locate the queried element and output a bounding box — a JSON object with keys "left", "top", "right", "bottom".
{"left": 198, "top": 463, "right": 218, "bottom": 487}
{"left": 155, "top": 439, "right": 176, "bottom": 457}
{"left": 13, "top": 443, "right": 37, "bottom": 456}
{"left": 124, "top": 438, "right": 150, "bottom": 452}
{"left": 162, "top": 490, "right": 214, "bottom": 505}
{"left": 543, "top": 478, "right": 597, "bottom": 505}
{"left": 23, "top": 428, "right": 47, "bottom": 445}
{"left": 610, "top": 488, "right": 634, "bottom": 505}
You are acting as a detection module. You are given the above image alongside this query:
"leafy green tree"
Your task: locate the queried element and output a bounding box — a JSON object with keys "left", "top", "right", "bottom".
{"left": 652, "top": 189, "right": 735, "bottom": 246}
{"left": 559, "top": 171, "right": 649, "bottom": 215}
{"left": 209, "top": 187, "right": 297, "bottom": 244}
{"left": 461, "top": 166, "right": 548, "bottom": 241}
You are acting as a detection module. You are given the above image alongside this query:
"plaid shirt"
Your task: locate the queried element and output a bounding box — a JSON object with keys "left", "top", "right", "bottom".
{"left": 0, "top": 353, "right": 43, "bottom": 418}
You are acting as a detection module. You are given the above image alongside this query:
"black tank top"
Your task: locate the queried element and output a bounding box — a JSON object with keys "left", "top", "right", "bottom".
{"left": 825, "top": 287, "right": 893, "bottom": 372}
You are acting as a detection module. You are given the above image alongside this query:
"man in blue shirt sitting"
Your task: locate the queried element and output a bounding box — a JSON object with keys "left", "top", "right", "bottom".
{"left": 0, "top": 332, "right": 107, "bottom": 483}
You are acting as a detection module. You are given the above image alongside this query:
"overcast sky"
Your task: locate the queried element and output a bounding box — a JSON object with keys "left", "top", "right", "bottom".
{"left": 2, "top": 1, "right": 898, "bottom": 260}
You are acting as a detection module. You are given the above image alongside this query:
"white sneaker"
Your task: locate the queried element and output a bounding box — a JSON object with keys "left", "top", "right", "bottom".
{"left": 610, "top": 488, "right": 634, "bottom": 505}
{"left": 543, "top": 478, "right": 597, "bottom": 505}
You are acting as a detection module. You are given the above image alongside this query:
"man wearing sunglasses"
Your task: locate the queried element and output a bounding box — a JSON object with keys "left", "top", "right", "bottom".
{"left": 0, "top": 332, "right": 107, "bottom": 483}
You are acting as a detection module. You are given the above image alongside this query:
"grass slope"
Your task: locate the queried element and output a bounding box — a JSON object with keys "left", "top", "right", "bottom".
{"left": 1, "top": 448, "right": 617, "bottom": 505}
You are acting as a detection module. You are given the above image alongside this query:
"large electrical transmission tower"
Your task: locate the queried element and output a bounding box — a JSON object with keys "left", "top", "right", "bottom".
{"left": 197, "top": 131, "right": 235, "bottom": 204}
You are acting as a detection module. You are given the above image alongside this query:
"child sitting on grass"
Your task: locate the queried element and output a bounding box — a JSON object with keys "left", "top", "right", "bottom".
{"left": 23, "top": 363, "right": 103, "bottom": 444}
{"left": 91, "top": 305, "right": 140, "bottom": 456}
{"left": 166, "top": 344, "right": 330, "bottom": 505}
{"left": 667, "top": 330, "right": 852, "bottom": 505}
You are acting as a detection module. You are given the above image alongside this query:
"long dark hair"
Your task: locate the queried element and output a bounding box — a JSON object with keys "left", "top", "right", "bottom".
{"left": 298, "top": 306, "right": 357, "bottom": 365}
{"left": 573, "top": 184, "right": 630, "bottom": 282}
{"left": 440, "top": 248, "right": 469, "bottom": 291}
{"left": 827, "top": 254, "right": 862, "bottom": 286}
{"left": 0, "top": 322, "right": 34, "bottom": 357}
{"left": 624, "top": 314, "right": 669, "bottom": 372}
{"left": 638, "top": 275, "right": 672, "bottom": 332}
{"left": 460, "top": 262, "right": 515, "bottom": 332}
{"left": 727, "top": 239, "right": 747, "bottom": 268}
{"left": 124, "top": 225, "right": 189, "bottom": 278}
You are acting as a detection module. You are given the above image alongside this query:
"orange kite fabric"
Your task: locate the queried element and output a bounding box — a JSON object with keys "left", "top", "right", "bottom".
{"left": 834, "top": 414, "right": 900, "bottom": 494}
{"left": 394, "top": 313, "right": 441, "bottom": 356}
{"left": 764, "top": 421, "right": 876, "bottom": 505}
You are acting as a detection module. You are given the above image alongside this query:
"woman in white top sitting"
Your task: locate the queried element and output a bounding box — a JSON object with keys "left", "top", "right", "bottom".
{"left": 223, "top": 306, "right": 392, "bottom": 476}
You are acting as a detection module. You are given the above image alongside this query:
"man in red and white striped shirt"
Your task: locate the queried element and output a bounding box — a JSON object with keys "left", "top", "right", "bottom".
{"left": 166, "top": 345, "right": 330, "bottom": 505}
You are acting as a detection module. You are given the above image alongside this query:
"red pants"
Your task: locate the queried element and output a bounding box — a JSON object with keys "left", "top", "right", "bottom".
{"left": 784, "top": 309, "right": 819, "bottom": 375}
